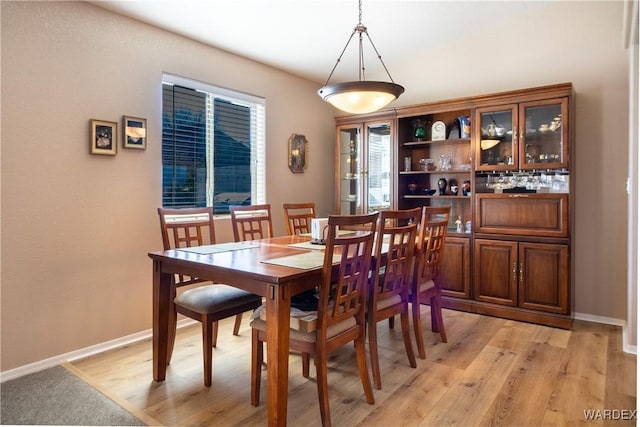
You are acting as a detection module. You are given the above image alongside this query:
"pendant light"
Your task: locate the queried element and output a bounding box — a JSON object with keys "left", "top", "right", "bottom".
{"left": 317, "top": 0, "right": 404, "bottom": 114}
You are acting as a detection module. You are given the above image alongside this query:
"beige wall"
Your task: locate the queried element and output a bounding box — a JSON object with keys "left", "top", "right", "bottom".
{"left": 1, "top": 1, "right": 632, "bottom": 371}
{"left": 0, "top": 1, "right": 336, "bottom": 371}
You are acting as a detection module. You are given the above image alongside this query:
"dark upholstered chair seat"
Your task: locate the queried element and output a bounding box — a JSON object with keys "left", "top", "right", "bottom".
{"left": 176, "top": 285, "right": 261, "bottom": 315}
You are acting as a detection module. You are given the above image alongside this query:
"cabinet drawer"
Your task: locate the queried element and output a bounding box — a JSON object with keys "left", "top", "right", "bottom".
{"left": 475, "top": 193, "right": 568, "bottom": 237}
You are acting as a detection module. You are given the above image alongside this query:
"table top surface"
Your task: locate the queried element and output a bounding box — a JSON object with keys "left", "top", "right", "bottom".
{"left": 148, "top": 234, "right": 326, "bottom": 286}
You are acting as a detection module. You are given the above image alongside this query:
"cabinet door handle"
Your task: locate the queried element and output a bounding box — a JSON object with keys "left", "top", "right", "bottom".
{"left": 519, "top": 262, "right": 524, "bottom": 283}
{"left": 512, "top": 262, "right": 517, "bottom": 282}
{"left": 508, "top": 194, "right": 530, "bottom": 198}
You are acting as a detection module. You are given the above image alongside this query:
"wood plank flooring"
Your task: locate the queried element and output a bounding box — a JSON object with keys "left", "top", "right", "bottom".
{"left": 70, "top": 308, "right": 636, "bottom": 426}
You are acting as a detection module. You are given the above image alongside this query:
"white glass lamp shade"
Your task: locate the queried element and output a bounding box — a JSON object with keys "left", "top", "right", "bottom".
{"left": 318, "top": 81, "right": 405, "bottom": 114}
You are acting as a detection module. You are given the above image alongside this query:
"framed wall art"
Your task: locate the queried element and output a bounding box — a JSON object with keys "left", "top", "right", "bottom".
{"left": 288, "top": 134, "right": 308, "bottom": 173}
{"left": 123, "top": 116, "right": 147, "bottom": 149}
{"left": 90, "top": 119, "right": 117, "bottom": 155}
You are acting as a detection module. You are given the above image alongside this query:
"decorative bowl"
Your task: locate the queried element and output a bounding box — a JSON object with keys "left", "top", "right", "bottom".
{"left": 419, "top": 158, "right": 436, "bottom": 171}
{"left": 423, "top": 189, "right": 436, "bottom": 196}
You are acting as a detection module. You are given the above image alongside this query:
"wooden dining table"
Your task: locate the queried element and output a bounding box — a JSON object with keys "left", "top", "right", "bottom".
{"left": 148, "top": 234, "right": 327, "bottom": 427}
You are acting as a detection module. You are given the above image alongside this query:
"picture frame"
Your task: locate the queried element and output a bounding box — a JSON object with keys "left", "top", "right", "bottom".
{"left": 90, "top": 119, "right": 117, "bottom": 155}
{"left": 288, "top": 134, "right": 308, "bottom": 173}
{"left": 123, "top": 116, "right": 147, "bottom": 149}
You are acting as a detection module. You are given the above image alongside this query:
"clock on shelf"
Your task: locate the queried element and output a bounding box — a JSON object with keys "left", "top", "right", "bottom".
{"left": 431, "top": 120, "right": 446, "bottom": 141}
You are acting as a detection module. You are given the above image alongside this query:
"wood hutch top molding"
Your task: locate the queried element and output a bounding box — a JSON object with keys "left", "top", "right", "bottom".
{"left": 334, "top": 82, "right": 573, "bottom": 121}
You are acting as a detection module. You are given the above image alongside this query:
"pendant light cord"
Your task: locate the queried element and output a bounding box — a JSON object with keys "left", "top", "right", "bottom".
{"left": 322, "top": 0, "right": 397, "bottom": 86}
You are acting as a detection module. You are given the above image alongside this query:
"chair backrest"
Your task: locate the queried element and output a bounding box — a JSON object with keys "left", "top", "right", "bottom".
{"left": 229, "top": 204, "right": 273, "bottom": 241}
{"left": 372, "top": 208, "right": 421, "bottom": 304}
{"left": 283, "top": 202, "right": 316, "bottom": 235}
{"left": 157, "top": 207, "right": 216, "bottom": 287}
{"left": 414, "top": 206, "right": 450, "bottom": 285}
{"left": 317, "top": 212, "right": 378, "bottom": 332}
{"left": 158, "top": 207, "right": 216, "bottom": 250}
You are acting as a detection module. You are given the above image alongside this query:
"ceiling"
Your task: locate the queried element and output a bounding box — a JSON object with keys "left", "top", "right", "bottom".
{"left": 90, "top": 0, "right": 560, "bottom": 96}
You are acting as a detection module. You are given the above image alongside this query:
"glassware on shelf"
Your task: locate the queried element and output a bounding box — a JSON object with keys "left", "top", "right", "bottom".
{"left": 439, "top": 155, "right": 452, "bottom": 170}
{"left": 419, "top": 158, "right": 435, "bottom": 171}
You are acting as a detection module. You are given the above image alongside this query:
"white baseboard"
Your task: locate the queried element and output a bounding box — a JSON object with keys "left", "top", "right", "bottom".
{"left": 622, "top": 323, "right": 638, "bottom": 355}
{"left": 0, "top": 319, "right": 197, "bottom": 383}
{"left": 573, "top": 312, "right": 636, "bottom": 355}
{"left": 573, "top": 311, "right": 626, "bottom": 326}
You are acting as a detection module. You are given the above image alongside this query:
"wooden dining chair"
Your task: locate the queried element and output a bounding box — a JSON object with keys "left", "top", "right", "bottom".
{"left": 229, "top": 204, "right": 273, "bottom": 241}
{"left": 157, "top": 207, "right": 262, "bottom": 386}
{"left": 250, "top": 212, "right": 378, "bottom": 426}
{"left": 411, "top": 205, "right": 451, "bottom": 359}
{"left": 367, "top": 208, "right": 420, "bottom": 390}
{"left": 283, "top": 202, "right": 316, "bottom": 235}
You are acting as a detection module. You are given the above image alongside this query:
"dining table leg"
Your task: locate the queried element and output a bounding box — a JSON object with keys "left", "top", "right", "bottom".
{"left": 152, "top": 259, "right": 172, "bottom": 382}
{"left": 266, "top": 284, "right": 291, "bottom": 426}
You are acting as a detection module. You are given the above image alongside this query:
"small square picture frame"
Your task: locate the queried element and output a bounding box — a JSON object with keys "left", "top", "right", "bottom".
{"left": 123, "top": 116, "right": 147, "bottom": 149}
{"left": 90, "top": 119, "right": 117, "bottom": 155}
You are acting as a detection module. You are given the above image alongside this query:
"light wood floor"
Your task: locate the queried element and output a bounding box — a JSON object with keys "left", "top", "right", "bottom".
{"left": 69, "top": 308, "right": 636, "bottom": 426}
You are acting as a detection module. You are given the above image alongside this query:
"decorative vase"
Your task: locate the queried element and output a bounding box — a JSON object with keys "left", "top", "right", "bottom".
{"left": 437, "top": 178, "right": 448, "bottom": 195}
{"left": 412, "top": 119, "right": 426, "bottom": 141}
{"left": 462, "top": 179, "right": 471, "bottom": 196}
{"left": 458, "top": 115, "right": 471, "bottom": 138}
{"left": 408, "top": 183, "right": 418, "bottom": 194}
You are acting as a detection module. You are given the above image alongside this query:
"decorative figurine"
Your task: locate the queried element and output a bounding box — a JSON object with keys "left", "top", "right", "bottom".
{"left": 455, "top": 216, "right": 463, "bottom": 233}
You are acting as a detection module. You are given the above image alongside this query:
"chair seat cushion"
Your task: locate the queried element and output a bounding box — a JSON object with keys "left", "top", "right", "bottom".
{"left": 418, "top": 279, "right": 436, "bottom": 293}
{"left": 174, "top": 284, "right": 261, "bottom": 315}
{"left": 410, "top": 279, "right": 436, "bottom": 296}
{"left": 377, "top": 294, "right": 402, "bottom": 310}
{"left": 250, "top": 311, "right": 356, "bottom": 343}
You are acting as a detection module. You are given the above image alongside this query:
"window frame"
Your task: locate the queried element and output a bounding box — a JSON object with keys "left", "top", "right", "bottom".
{"left": 161, "top": 73, "right": 266, "bottom": 215}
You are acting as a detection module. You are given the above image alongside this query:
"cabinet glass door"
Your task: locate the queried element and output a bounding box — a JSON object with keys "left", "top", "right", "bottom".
{"left": 365, "top": 123, "right": 392, "bottom": 213}
{"left": 337, "top": 125, "right": 361, "bottom": 215}
{"left": 519, "top": 98, "right": 568, "bottom": 170}
{"left": 475, "top": 105, "right": 517, "bottom": 171}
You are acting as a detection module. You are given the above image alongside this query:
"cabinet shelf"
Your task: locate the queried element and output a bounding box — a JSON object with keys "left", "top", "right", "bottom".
{"left": 404, "top": 195, "right": 472, "bottom": 199}
{"left": 403, "top": 138, "right": 470, "bottom": 147}
{"left": 400, "top": 169, "right": 471, "bottom": 175}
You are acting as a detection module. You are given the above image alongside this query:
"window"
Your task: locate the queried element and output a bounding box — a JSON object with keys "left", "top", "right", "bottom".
{"left": 161, "top": 74, "right": 266, "bottom": 214}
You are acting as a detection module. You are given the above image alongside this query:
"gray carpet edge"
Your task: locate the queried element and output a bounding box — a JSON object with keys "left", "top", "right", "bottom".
{"left": 0, "top": 365, "right": 146, "bottom": 426}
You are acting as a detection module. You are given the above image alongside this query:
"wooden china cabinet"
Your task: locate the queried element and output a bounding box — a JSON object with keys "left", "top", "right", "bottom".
{"left": 335, "top": 111, "right": 395, "bottom": 215}
{"left": 396, "top": 100, "right": 474, "bottom": 302}
{"left": 334, "top": 82, "right": 574, "bottom": 329}
{"left": 471, "top": 83, "right": 573, "bottom": 328}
